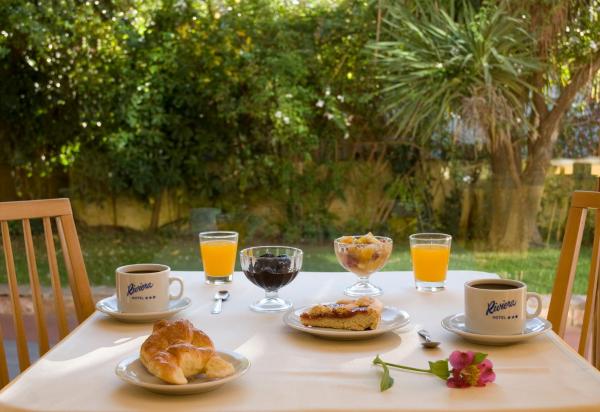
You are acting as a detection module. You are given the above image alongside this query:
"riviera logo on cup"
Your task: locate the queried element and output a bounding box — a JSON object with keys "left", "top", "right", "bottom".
{"left": 464, "top": 279, "right": 542, "bottom": 335}
{"left": 127, "top": 281, "right": 154, "bottom": 297}
{"left": 486, "top": 299, "right": 517, "bottom": 316}
{"left": 116, "top": 264, "right": 184, "bottom": 313}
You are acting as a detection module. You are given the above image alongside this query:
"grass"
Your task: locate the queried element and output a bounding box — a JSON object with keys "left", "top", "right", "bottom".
{"left": 0, "top": 226, "right": 593, "bottom": 295}
{"left": 303, "top": 243, "right": 593, "bottom": 295}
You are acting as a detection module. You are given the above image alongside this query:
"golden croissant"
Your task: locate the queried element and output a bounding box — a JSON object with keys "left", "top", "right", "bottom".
{"left": 140, "top": 319, "right": 234, "bottom": 384}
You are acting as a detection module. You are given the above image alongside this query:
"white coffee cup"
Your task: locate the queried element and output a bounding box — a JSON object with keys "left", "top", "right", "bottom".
{"left": 115, "top": 264, "right": 184, "bottom": 313}
{"left": 464, "top": 279, "right": 542, "bottom": 335}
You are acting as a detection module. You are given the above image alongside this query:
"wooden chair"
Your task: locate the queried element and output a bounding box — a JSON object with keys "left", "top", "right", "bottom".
{"left": 0, "top": 198, "right": 94, "bottom": 388}
{"left": 548, "top": 189, "right": 600, "bottom": 368}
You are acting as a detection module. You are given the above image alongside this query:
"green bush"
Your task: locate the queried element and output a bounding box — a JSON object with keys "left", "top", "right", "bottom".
{"left": 1, "top": 0, "right": 385, "bottom": 240}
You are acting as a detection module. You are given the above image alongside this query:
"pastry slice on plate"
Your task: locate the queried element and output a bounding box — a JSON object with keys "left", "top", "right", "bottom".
{"left": 299, "top": 297, "right": 383, "bottom": 331}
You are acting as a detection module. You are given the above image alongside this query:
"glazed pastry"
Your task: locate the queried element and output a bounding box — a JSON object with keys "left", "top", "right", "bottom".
{"left": 299, "top": 297, "right": 383, "bottom": 331}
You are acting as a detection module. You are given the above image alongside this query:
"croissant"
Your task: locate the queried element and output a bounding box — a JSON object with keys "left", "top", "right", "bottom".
{"left": 140, "top": 319, "right": 234, "bottom": 384}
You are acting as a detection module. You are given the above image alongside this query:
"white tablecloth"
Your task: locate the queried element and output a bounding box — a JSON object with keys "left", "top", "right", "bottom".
{"left": 2, "top": 270, "right": 600, "bottom": 412}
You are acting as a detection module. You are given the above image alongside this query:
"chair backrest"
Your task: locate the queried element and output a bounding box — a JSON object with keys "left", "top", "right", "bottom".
{"left": 0, "top": 198, "right": 94, "bottom": 388}
{"left": 548, "top": 190, "right": 600, "bottom": 367}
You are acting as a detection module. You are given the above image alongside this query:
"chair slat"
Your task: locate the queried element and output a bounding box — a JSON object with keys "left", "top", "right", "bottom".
{"left": 0, "top": 199, "right": 72, "bottom": 221}
{"left": 43, "top": 217, "right": 69, "bottom": 339}
{"left": 56, "top": 216, "right": 94, "bottom": 322}
{"left": 572, "top": 192, "right": 600, "bottom": 210}
{"left": 0, "top": 323, "right": 9, "bottom": 388}
{"left": 59, "top": 215, "right": 94, "bottom": 321}
{"left": 22, "top": 219, "right": 50, "bottom": 355}
{"left": 579, "top": 211, "right": 600, "bottom": 357}
{"left": 548, "top": 206, "right": 587, "bottom": 336}
{"left": 56, "top": 217, "right": 77, "bottom": 318}
{"left": 0, "top": 221, "right": 31, "bottom": 371}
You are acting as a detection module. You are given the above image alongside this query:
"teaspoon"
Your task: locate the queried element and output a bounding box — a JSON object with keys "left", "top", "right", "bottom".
{"left": 211, "top": 290, "right": 230, "bottom": 314}
{"left": 417, "top": 329, "right": 441, "bottom": 349}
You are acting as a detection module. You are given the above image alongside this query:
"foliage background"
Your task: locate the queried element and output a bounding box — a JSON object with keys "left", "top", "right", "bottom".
{"left": 2, "top": 0, "right": 388, "bottom": 239}
{"left": 1, "top": 0, "right": 600, "bottom": 249}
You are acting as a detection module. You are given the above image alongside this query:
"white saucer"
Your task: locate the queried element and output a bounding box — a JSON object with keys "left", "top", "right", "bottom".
{"left": 115, "top": 350, "right": 250, "bottom": 395}
{"left": 96, "top": 296, "right": 191, "bottom": 323}
{"left": 441, "top": 313, "right": 552, "bottom": 345}
{"left": 283, "top": 304, "right": 410, "bottom": 340}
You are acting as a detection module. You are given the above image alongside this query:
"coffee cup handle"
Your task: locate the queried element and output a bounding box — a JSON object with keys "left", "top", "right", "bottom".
{"left": 526, "top": 292, "right": 543, "bottom": 319}
{"left": 169, "top": 277, "right": 184, "bottom": 300}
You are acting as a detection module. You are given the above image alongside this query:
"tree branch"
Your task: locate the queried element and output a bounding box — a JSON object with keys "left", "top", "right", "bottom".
{"left": 540, "top": 51, "right": 600, "bottom": 140}
{"left": 376, "top": 0, "right": 383, "bottom": 42}
{"left": 531, "top": 72, "right": 549, "bottom": 120}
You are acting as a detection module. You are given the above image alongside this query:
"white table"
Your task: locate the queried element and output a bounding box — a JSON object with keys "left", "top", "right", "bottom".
{"left": 2, "top": 270, "right": 600, "bottom": 412}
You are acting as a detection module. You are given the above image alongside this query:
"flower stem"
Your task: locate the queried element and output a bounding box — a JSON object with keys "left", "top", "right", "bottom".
{"left": 381, "top": 362, "right": 431, "bottom": 374}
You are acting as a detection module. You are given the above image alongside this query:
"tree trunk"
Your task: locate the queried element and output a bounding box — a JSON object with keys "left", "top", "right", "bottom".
{"left": 488, "top": 137, "right": 528, "bottom": 251}
{"left": 458, "top": 185, "right": 473, "bottom": 241}
{"left": 489, "top": 182, "right": 525, "bottom": 251}
{"left": 150, "top": 190, "right": 164, "bottom": 231}
{"left": 0, "top": 163, "right": 17, "bottom": 201}
{"left": 487, "top": 44, "right": 600, "bottom": 252}
{"left": 488, "top": 107, "right": 559, "bottom": 251}
{"left": 111, "top": 193, "right": 118, "bottom": 227}
{"left": 489, "top": 181, "right": 546, "bottom": 252}
{"left": 519, "top": 112, "right": 560, "bottom": 249}
{"left": 520, "top": 183, "right": 545, "bottom": 246}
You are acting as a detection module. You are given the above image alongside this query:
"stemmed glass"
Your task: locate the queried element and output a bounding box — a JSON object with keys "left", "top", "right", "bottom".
{"left": 334, "top": 235, "right": 393, "bottom": 296}
{"left": 240, "top": 246, "right": 303, "bottom": 312}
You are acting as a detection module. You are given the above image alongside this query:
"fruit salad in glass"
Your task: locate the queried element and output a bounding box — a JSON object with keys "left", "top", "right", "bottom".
{"left": 334, "top": 233, "right": 393, "bottom": 296}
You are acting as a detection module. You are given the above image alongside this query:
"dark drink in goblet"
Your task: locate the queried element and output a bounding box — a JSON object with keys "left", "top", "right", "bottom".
{"left": 240, "top": 246, "right": 303, "bottom": 312}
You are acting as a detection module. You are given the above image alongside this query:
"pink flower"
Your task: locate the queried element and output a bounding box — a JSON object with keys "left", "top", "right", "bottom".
{"left": 446, "top": 351, "right": 496, "bottom": 388}
{"left": 477, "top": 359, "right": 496, "bottom": 385}
{"left": 449, "top": 350, "right": 475, "bottom": 370}
{"left": 374, "top": 350, "right": 496, "bottom": 391}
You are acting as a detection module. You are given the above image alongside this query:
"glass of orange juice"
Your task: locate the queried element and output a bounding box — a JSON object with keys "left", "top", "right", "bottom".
{"left": 199, "top": 231, "right": 238, "bottom": 284}
{"left": 409, "top": 233, "right": 451, "bottom": 292}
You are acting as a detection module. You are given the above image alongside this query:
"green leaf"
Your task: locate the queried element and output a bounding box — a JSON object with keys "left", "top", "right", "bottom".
{"left": 428, "top": 359, "right": 450, "bottom": 380}
{"left": 373, "top": 355, "right": 383, "bottom": 365}
{"left": 373, "top": 355, "right": 395, "bottom": 391}
{"left": 371, "top": 0, "right": 540, "bottom": 140}
{"left": 473, "top": 352, "right": 488, "bottom": 364}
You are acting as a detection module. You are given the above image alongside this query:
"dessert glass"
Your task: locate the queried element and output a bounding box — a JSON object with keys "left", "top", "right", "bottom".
{"left": 334, "top": 235, "right": 393, "bottom": 297}
{"left": 240, "top": 246, "right": 303, "bottom": 312}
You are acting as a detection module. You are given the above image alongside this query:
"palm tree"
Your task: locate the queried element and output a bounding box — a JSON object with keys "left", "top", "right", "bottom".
{"left": 373, "top": 0, "right": 600, "bottom": 251}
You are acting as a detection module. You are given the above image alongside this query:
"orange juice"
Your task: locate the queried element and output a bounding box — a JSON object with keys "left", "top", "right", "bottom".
{"left": 410, "top": 244, "right": 450, "bottom": 282}
{"left": 200, "top": 240, "right": 237, "bottom": 277}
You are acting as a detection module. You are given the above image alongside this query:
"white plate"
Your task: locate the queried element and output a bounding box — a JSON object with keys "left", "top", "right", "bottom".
{"left": 115, "top": 350, "right": 250, "bottom": 395}
{"left": 283, "top": 304, "right": 410, "bottom": 340}
{"left": 441, "top": 313, "right": 552, "bottom": 345}
{"left": 96, "top": 296, "right": 191, "bottom": 323}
